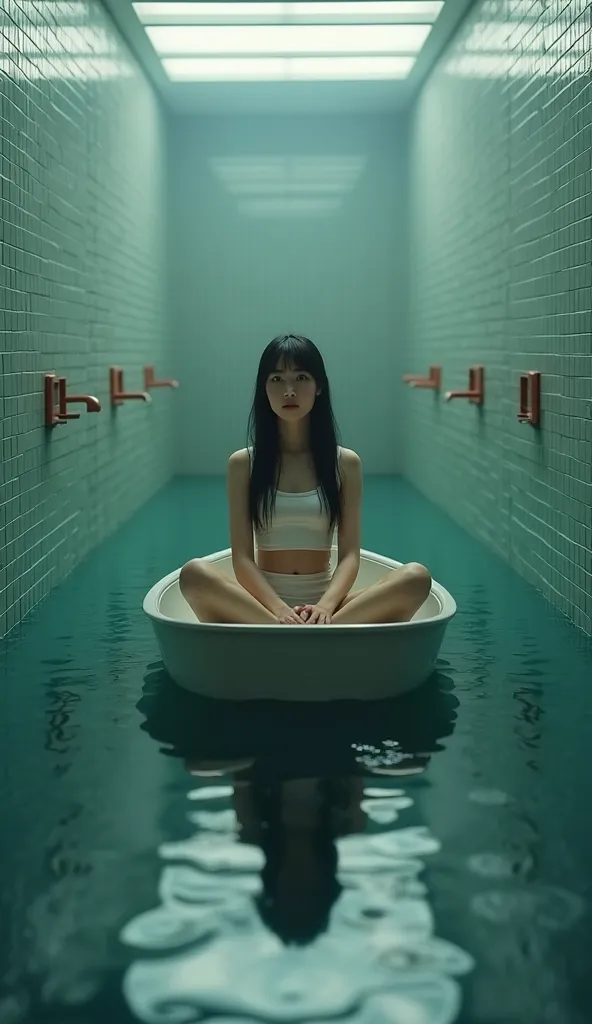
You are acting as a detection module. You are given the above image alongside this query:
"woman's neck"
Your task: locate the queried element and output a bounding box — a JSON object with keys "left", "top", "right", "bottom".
{"left": 280, "top": 444, "right": 310, "bottom": 456}
{"left": 278, "top": 421, "right": 310, "bottom": 454}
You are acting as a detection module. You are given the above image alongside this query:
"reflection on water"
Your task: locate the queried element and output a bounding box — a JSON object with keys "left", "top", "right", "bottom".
{"left": 125, "top": 670, "right": 468, "bottom": 1022}
{"left": 122, "top": 748, "right": 472, "bottom": 1024}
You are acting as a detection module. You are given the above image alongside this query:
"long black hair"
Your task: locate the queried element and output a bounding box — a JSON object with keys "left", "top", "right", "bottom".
{"left": 247, "top": 335, "right": 342, "bottom": 532}
{"left": 253, "top": 776, "right": 344, "bottom": 945}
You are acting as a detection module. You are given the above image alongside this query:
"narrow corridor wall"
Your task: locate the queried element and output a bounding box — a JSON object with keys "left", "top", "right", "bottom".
{"left": 0, "top": 2, "right": 174, "bottom": 636}
{"left": 405, "top": 0, "right": 591, "bottom": 630}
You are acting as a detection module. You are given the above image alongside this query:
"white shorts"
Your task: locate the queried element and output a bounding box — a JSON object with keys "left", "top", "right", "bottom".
{"left": 261, "top": 568, "right": 333, "bottom": 607}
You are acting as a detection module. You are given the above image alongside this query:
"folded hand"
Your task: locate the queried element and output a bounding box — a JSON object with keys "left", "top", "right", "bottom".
{"left": 276, "top": 606, "right": 306, "bottom": 624}
{"left": 294, "top": 603, "right": 333, "bottom": 625}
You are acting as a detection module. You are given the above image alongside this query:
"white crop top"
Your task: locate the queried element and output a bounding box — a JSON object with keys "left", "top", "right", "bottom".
{"left": 248, "top": 447, "right": 338, "bottom": 551}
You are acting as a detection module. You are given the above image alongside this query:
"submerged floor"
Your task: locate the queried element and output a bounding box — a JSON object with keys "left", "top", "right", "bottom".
{"left": 1, "top": 475, "right": 592, "bottom": 1024}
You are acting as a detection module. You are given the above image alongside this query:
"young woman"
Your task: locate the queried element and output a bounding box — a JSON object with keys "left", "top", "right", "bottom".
{"left": 180, "top": 335, "right": 431, "bottom": 625}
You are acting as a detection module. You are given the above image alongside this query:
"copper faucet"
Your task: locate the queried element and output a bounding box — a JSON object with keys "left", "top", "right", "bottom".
{"left": 110, "top": 367, "right": 151, "bottom": 406}
{"left": 445, "top": 366, "right": 485, "bottom": 405}
{"left": 45, "top": 374, "right": 102, "bottom": 427}
{"left": 517, "top": 371, "right": 541, "bottom": 425}
{"left": 402, "top": 365, "right": 442, "bottom": 391}
{"left": 144, "top": 365, "right": 179, "bottom": 390}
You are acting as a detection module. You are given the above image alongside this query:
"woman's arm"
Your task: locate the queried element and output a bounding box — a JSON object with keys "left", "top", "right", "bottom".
{"left": 227, "top": 450, "right": 292, "bottom": 617}
{"left": 316, "top": 448, "right": 362, "bottom": 614}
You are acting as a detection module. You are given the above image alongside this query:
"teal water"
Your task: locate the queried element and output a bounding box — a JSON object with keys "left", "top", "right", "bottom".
{"left": 1, "top": 476, "right": 591, "bottom": 1024}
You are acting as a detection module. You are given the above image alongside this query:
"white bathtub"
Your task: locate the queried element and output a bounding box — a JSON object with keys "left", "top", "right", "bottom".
{"left": 143, "top": 548, "right": 456, "bottom": 701}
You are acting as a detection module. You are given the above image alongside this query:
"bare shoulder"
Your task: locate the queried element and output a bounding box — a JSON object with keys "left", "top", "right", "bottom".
{"left": 339, "top": 446, "right": 362, "bottom": 477}
{"left": 228, "top": 448, "right": 250, "bottom": 474}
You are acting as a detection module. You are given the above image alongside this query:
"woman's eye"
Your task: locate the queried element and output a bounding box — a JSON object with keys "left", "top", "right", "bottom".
{"left": 269, "top": 374, "right": 309, "bottom": 383}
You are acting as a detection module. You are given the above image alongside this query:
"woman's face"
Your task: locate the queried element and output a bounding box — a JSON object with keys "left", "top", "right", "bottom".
{"left": 265, "top": 363, "right": 318, "bottom": 422}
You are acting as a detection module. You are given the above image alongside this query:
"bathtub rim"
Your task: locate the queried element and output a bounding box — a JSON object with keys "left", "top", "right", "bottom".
{"left": 143, "top": 547, "right": 457, "bottom": 635}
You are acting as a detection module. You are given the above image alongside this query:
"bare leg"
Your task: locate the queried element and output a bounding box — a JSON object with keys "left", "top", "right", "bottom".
{"left": 179, "top": 559, "right": 277, "bottom": 624}
{"left": 332, "top": 563, "right": 431, "bottom": 625}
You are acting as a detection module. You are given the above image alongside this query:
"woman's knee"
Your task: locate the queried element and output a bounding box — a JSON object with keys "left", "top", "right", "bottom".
{"left": 179, "top": 557, "right": 214, "bottom": 594}
{"left": 404, "top": 562, "right": 432, "bottom": 593}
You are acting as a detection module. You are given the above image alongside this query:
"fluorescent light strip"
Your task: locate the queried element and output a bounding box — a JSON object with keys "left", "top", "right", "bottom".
{"left": 147, "top": 24, "right": 431, "bottom": 54}
{"left": 133, "top": 2, "right": 444, "bottom": 24}
{"left": 162, "top": 55, "right": 414, "bottom": 79}
{"left": 210, "top": 154, "right": 366, "bottom": 194}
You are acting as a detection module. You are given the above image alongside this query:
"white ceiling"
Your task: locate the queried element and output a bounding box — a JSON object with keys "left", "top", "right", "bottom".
{"left": 101, "top": 0, "right": 476, "bottom": 114}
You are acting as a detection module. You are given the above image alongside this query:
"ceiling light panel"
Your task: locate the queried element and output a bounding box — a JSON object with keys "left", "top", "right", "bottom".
{"left": 146, "top": 24, "right": 432, "bottom": 54}
{"left": 132, "top": 1, "right": 444, "bottom": 81}
{"left": 162, "top": 55, "right": 414, "bottom": 78}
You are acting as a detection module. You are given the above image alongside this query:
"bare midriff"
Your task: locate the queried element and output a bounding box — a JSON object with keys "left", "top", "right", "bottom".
{"left": 256, "top": 549, "right": 331, "bottom": 575}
